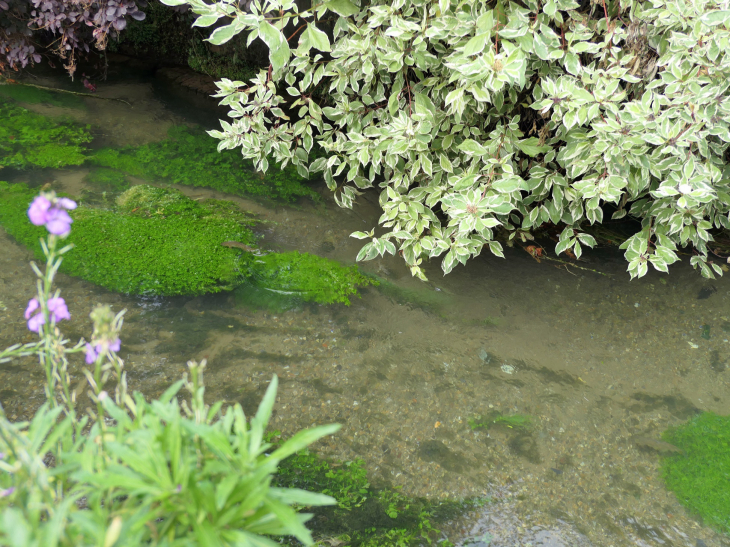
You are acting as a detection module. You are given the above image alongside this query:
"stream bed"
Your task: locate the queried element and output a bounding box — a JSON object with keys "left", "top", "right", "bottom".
{"left": 1, "top": 61, "right": 729, "bottom": 547}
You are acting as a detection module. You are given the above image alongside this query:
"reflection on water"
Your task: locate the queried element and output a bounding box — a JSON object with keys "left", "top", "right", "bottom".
{"left": 1, "top": 65, "right": 729, "bottom": 547}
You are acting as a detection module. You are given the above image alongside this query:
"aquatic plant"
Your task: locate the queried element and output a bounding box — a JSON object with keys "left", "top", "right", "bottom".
{"left": 660, "top": 412, "right": 730, "bottom": 534}
{"left": 272, "top": 444, "right": 486, "bottom": 546}
{"left": 0, "top": 202, "right": 340, "bottom": 545}
{"left": 0, "top": 100, "right": 92, "bottom": 169}
{"left": 89, "top": 125, "right": 318, "bottom": 202}
{"left": 247, "top": 251, "right": 377, "bottom": 306}
{"left": 469, "top": 412, "right": 534, "bottom": 432}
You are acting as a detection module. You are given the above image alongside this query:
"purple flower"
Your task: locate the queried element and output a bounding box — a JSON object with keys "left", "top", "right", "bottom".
{"left": 0, "top": 487, "right": 15, "bottom": 497}
{"left": 47, "top": 297, "right": 71, "bottom": 321}
{"left": 85, "top": 338, "right": 121, "bottom": 363}
{"left": 24, "top": 298, "right": 39, "bottom": 319}
{"left": 27, "top": 195, "right": 77, "bottom": 236}
{"left": 25, "top": 296, "right": 71, "bottom": 333}
{"left": 85, "top": 343, "right": 98, "bottom": 364}
{"left": 25, "top": 298, "right": 44, "bottom": 332}
{"left": 27, "top": 196, "right": 51, "bottom": 226}
{"left": 45, "top": 208, "right": 74, "bottom": 236}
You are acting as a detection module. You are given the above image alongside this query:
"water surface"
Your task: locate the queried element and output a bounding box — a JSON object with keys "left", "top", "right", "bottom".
{"left": 1, "top": 64, "right": 729, "bottom": 547}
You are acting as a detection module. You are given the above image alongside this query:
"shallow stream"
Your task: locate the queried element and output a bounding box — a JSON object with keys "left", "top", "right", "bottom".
{"left": 1, "top": 61, "right": 729, "bottom": 547}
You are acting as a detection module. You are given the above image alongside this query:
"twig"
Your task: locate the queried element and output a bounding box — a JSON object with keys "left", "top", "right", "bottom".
{"left": 1, "top": 81, "right": 132, "bottom": 106}
{"left": 541, "top": 255, "right": 613, "bottom": 277}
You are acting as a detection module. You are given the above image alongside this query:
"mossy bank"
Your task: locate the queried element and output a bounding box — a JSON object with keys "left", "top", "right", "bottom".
{"left": 0, "top": 183, "right": 373, "bottom": 303}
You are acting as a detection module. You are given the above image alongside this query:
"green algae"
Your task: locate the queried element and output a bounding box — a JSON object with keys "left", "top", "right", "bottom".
{"left": 0, "top": 100, "right": 92, "bottom": 169}
{"left": 246, "top": 251, "right": 377, "bottom": 306}
{"left": 660, "top": 412, "right": 730, "bottom": 534}
{"left": 0, "top": 183, "right": 255, "bottom": 296}
{"left": 88, "top": 125, "right": 318, "bottom": 202}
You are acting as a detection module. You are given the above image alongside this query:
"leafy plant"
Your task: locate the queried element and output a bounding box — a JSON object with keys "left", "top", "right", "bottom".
{"left": 0, "top": 191, "right": 341, "bottom": 546}
{"left": 660, "top": 412, "right": 730, "bottom": 534}
{"left": 165, "top": 0, "right": 730, "bottom": 280}
{"left": 0, "top": 100, "right": 92, "bottom": 169}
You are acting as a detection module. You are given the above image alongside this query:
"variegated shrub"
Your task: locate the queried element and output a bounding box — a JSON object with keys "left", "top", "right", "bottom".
{"left": 162, "top": 0, "right": 730, "bottom": 279}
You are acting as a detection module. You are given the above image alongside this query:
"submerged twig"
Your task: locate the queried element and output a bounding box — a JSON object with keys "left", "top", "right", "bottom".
{"left": 541, "top": 255, "right": 613, "bottom": 277}
{"left": 1, "top": 81, "right": 132, "bottom": 106}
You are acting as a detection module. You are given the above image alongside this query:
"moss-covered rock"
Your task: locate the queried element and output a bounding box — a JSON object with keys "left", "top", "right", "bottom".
{"left": 661, "top": 412, "right": 730, "bottom": 534}
{"left": 89, "top": 125, "right": 318, "bottom": 203}
{"left": 0, "top": 183, "right": 254, "bottom": 296}
{"left": 0, "top": 100, "right": 92, "bottom": 169}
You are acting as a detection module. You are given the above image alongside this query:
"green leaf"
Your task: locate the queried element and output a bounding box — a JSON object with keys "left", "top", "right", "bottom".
{"left": 325, "top": 0, "right": 360, "bottom": 16}
{"left": 269, "top": 487, "right": 338, "bottom": 507}
{"left": 250, "top": 375, "right": 279, "bottom": 453}
{"left": 216, "top": 475, "right": 239, "bottom": 511}
{"left": 307, "top": 25, "right": 331, "bottom": 52}
{"left": 555, "top": 237, "right": 573, "bottom": 255}
{"left": 388, "top": 92, "right": 400, "bottom": 116}
{"left": 259, "top": 22, "right": 290, "bottom": 72}
{"left": 517, "top": 137, "right": 550, "bottom": 157}
{"left": 440, "top": 154, "right": 453, "bottom": 173}
{"left": 263, "top": 498, "right": 314, "bottom": 545}
{"left": 453, "top": 174, "right": 480, "bottom": 191}
{"left": 532, "top": 33, "right": 550, "bottom": 60}
{"left": 563, "top": 52, "right": 580, "bottom": 75}
{"left": 271, "top": 424, "right": 341, "bottom": 462}
{"left": 700, "top": 10, "right": 730, "bottom": 25}
{"left": 207, "top": 23, "right": 239, "bottom": 46}
{"left": 193, "top": 14, "right": 222, "bottom": 28}
{"left": 271, "top": 40, "right": 291, "bottom": 73}
{"left": 458, "top": 139, "right": 487, "bottom": 155}
{"left": 464, "top": 33, "right": 489, "bottom": 56}
{"left": 492, "top": 177, "right": 522, "bottom": 193}
{"left": 489, "top": 240, "right": 504, "bottom": 258}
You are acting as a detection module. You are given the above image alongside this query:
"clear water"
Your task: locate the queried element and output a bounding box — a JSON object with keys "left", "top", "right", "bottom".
{"left": 1, "top": 64, "right": 729, "bottom": 547}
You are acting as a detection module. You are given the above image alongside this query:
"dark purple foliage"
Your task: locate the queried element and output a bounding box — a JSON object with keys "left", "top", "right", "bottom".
{"left": 0, "top": 0, "right": 146, "bottom": 73}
